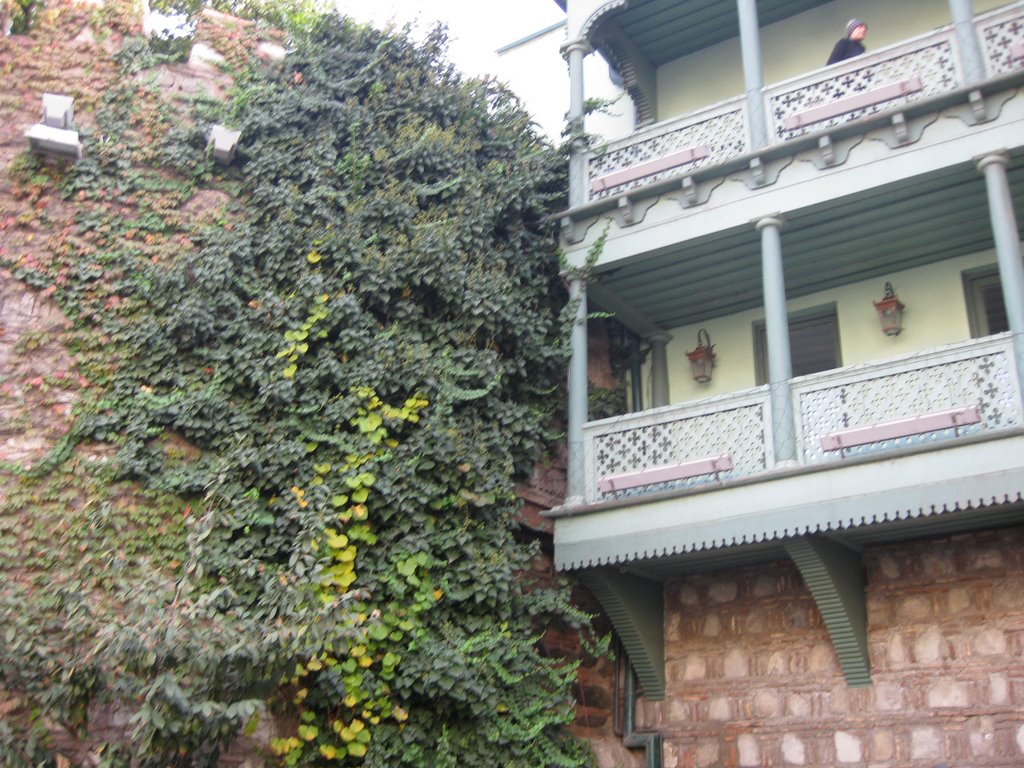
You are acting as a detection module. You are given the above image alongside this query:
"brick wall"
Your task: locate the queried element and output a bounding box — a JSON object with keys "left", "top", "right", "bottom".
{"left": 642, "top": 526, "right": 1024, "bottom": 767}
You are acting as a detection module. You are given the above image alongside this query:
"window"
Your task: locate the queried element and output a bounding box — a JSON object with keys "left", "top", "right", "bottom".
{"left": 963, "top": 266, "right": 1008, "bottom": 338}
{"left": 754, "top": 305, "right": 841, "bottom": 386}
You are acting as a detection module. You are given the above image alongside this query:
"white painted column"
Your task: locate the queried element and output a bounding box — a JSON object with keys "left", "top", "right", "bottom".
{"left": 648, "top": 331, "right": 672, "bottom": 408}
{"left": 566, "top": 276, "right": 589, "bottom": 507}
{"left": 949, "top": 0, "right": 986, "bottom": 83}
{"left": 564, "top": 38, "right": 592, "bottom": 209}
{"left": 757, "top": 215, "right": 797, "bottom": 464}
{"left": 737, "top": 0, "right": 768, "bottom": 149}
{"left": 978, "top": 153, "right": 1024, "bottom": 384}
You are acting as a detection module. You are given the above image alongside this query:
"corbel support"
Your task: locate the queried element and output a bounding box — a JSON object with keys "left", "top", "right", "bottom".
{"left": 617, "top": 196, "right": 636, "bottom": 226}
{"left": 968, "top": 89, "right": 988, "bottom": 124}
{"left": 783, "top": 535, "right": 871, "bottom": 687}
{"left": 616, "top": 195, "right": 658, "bottom": 227}
{"left": 746, "top": 156, "right": 790, "bottom": 189}
{"left": 578, "top": 568, "right": 665, "bottom": 700}
{"left": 560, "top": 215, "right": 590, "bottom": 245}
{"left": 675, "top": 175, "right": 715, "bottom": 208}
{"left": 810, "top": 134, "right": 862, "bottom": 168}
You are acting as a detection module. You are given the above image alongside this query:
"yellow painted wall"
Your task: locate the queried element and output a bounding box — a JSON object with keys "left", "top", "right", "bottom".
{"left": 656, "top": 0, "right": 1007, "bottom": 121}
{"left": 634, "top": 250, "right": 1005, "bottom": 407}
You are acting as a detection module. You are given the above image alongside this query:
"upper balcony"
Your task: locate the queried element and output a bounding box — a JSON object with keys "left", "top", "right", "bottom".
{"left": 562, "top": 2, "right": 1024, "bottom": 237}
{"left": 580, "top": 2, "right": 1024, "bottom": 204}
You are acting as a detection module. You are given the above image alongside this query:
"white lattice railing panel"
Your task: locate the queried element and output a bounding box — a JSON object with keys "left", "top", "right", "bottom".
{"left": 767, "top": 32, "right": 961, "bottom": 141}
{"left": 585, "top": 98, "right": 747, "bottom": 202}
{"left": 979, "top": 2, "right": 1024, "bottom": 77}
{"left": 583, "top": 388, "right": 771, "bottom": 504}
{"left": 793, "top": 335, "right": 1023, "bottom": 465}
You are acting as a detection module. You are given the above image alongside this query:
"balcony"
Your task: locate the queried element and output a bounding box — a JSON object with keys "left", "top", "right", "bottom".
{"left": 581, "top": 333, "right": 1022, "bottom": 507}
{"left": 584, "top": 2, "right": 1024, "bottom": 204}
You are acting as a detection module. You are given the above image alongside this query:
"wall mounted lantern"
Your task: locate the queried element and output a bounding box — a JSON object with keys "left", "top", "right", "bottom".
{"left": 873, "top": 282, "right": 905, "bottom": 336}
{"left": 686, "top": 328, "right": 716, "bottom": 383}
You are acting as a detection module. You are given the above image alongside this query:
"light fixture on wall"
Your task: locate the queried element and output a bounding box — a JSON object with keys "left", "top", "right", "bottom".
{"left": 686, "top": 328, "right": 716, "bottom": 383}
{"left": 25, "top": 93, "right": 82, "bottom": 160}
{"left": 873, "top": 282, "right": 905, "bottom": 336}
{"left": 208, "top": 124, "right": 241, "bottom": 165}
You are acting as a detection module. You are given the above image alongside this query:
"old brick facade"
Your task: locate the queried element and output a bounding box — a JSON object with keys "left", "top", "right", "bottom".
{"left": 617, "top": 527, "right": 1024, "bottom": 767}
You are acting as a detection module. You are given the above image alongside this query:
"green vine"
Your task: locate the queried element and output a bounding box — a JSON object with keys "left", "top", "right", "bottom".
{"left": 0, "top": 5, "right": 597, "bottom": 767}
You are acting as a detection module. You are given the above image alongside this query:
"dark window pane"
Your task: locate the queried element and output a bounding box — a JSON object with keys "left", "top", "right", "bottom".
{"left": 754, "top": 307, "right": 841, "bottom": 385}
{"left": 981, "top": 283, "right": 1008, "bottom": 334}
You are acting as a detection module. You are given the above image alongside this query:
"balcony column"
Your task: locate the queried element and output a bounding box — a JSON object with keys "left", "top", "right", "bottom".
{"left": 566, "top": 276, "right": 589, "bottom": 507}
{"left": 736, "top": 0, "right": 769, "bottom": 149}
{"left": 757, "top": 215, "right": 797, "bottom": 464}
{"left": 977, "top": 153, "right": 1024, "bottom": 383}
{"left": 648, "top": 331, "right": 672, "bottom": 408}
{"left": 948, "top": 0, "right": 986, "bottom": 83}
{"left": 563, "top": 38, "right": 593, "bottom": 209}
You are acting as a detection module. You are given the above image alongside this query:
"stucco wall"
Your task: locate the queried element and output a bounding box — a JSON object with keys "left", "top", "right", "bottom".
{"left": 644, "top": 248, "right": 1010, "bottom": 407}
{"left": 656, "top": 0, "right": 1009, "bottom": 121}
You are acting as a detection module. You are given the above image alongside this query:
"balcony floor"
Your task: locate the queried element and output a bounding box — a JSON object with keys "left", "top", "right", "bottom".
{"left": 553, "top": 427, "right": 1024, "bottom": 577}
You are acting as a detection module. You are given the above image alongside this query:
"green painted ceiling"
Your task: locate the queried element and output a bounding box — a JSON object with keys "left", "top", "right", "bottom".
{"left": 590, "top": 155, "right": 1024, "bottom": 333}
{"left": 599, "top": 0, "right": 829, "bottom": 66}
{"left": 555, "top": 0, "right": 832, "bottom": 66}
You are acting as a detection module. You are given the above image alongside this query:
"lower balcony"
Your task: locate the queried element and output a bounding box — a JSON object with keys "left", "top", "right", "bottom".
{"left": 555, "top": 334, "right": 1024, "bottom": 693}
{"left": 581, "top": 333, "right": 1022, "bottom": 508}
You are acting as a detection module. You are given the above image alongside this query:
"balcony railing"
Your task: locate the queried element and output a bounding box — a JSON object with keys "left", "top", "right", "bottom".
{"left": 582, "top": 3, "right": 1024, "bottom": 204}
{"left": 765, "top": 29, "right": 960, "bottom": 142}
{"left": 586, "top": 96, "right": 747, "bottom": 201}
{"left": 581, "top": 334, "right": 1023, "bottom": 506}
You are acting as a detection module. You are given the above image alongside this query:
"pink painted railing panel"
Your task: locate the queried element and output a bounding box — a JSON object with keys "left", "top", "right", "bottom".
{"left": 782, "top": 75, "right": 924, "bottom": 131}
{"left": 591, "top": 145, "right": 710, "bottom": 194}
{"left": 820, "top": 405, "right": 981, "bottom": 453}
{"left": 598, "top": 453, "right": 733, "bottom": 493}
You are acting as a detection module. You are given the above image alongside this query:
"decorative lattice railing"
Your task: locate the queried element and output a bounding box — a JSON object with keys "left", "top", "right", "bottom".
{"left": 584, "top": 97, "right": 747, "bottom": 202}
{"left": 793, "top": 334, "right": 1024, "bottom": 465}
{"left": 581, "top": 336, "right": 1023, "bottom": 505}
{"left": 579, "top": 4, "right": 1024, "bottom": 206}
{"left": 766, "top": 30, "right": 961, "bottom": 142}
{"left": 583, "top": 388, "right": 772, "bottom": 504}
{"left": 980, "top": 2, "right": 1024, "bottom": 77}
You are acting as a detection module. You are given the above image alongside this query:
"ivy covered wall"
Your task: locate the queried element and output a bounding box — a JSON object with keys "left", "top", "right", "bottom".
{"left": 0, "top": 2, "right": 601, "bottom": 765}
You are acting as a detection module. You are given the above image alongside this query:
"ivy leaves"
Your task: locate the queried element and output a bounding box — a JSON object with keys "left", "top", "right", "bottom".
{"left": 1, "top": 8, "right": 591, "bottom": 768}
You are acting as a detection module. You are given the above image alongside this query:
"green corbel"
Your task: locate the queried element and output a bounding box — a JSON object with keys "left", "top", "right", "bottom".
{"left": 578, "top": 568, "right": 665, "bottom": 700}
{"left": 784, "top": 535, "right": 871, "bottom": 687}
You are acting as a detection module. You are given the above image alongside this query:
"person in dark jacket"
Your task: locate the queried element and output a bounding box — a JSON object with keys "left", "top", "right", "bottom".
{"left": 827, "top": 19, "right": 867, "bottom": 65}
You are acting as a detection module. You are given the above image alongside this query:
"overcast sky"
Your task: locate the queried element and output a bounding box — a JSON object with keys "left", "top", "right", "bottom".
{"left": 334, "top": 0, "right": 565, "bottom": 79}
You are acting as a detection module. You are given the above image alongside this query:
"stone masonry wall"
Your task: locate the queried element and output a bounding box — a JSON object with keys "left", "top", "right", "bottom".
{"left": 641, "top": 526, "right": 1024, "bottom": 767}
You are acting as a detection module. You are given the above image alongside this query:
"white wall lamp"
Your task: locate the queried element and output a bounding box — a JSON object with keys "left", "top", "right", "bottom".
{"left": 25, "top": 93, "right": 82, "bottom": 160}
{"left": 208, "top": 124, "right": 241, "bottom": 165}
{"left": 873, "top": 282, "right": 905, "bottom": 336}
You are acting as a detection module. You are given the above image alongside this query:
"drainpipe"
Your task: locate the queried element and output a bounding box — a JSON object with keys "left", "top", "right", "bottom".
{"left": 623, "top": 661, "right": 662, "bottom": 768}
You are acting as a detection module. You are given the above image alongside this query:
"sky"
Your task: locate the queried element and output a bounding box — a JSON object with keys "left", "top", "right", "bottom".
{"left": 334, "top": 0, "right": 565, "bottom": 79}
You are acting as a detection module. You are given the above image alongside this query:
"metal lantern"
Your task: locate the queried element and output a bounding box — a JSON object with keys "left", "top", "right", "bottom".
{"left": 873, "top": 282, "right": 905, "bottom": 336}
{"left": 686, "top": 328, "right": 716, "bottom": 383}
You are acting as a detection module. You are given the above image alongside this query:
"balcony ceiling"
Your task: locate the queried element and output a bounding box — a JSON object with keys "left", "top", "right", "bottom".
{"left": 589, "top": 0, "right": 830, "bottom": 67}
{"left": 590, "top": 153, "right": 1024, "bottom": 333}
